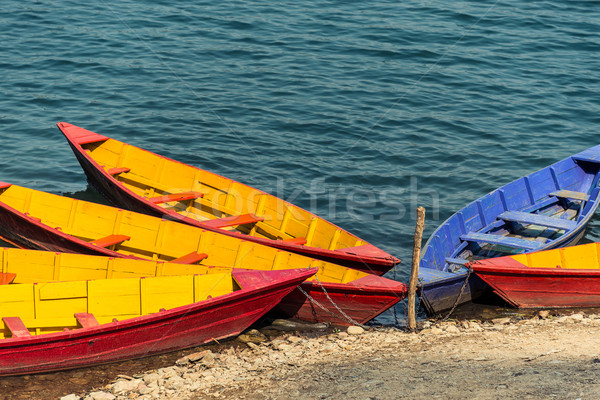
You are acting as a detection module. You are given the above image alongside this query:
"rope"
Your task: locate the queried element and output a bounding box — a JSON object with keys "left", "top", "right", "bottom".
{"left": 393, "top": 267, "right": 400, "bottom": 326}
{"left": 297, "top": 276, "right": 367, "bottom": 328}
{"left": 441, "top": 266, "right": 471, "bottom": 321}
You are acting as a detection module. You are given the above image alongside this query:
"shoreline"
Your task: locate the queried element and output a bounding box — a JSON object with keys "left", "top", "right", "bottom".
{"left": 43, "top": 311, "right": 600, "bottom": 400}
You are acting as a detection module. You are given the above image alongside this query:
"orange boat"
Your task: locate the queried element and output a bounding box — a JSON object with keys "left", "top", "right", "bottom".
{"left": 57, "top": 122, "right": 400, "bottom": 275}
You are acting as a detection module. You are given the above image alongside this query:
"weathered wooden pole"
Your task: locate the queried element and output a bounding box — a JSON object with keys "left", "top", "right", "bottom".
{"left": 407, "top": 206, "right": 425, "bottom": 332}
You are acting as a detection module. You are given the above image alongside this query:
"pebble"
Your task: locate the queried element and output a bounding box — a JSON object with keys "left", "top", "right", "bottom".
{"left": 537, "top": 310, "right": 550, "bottom": 319}
{"left": 570, "top": 313, "right": 584, "bottom": 321}
{"left": 175, "top": 350, "right": 213, "bottom": 365}
{"left": 88, "top": 392, "right": 116, "bottom": 400}
{"left": 492, "top": 317, "right": 511, "bottom": 325}
{"left": 112, "top": 379, "right": 141, "bottom": 394}
{"left": 347, "top": 326, "right": 365, "bottom": 335}
{"left": 444, "top": 325, "right": 460, "bottom": 334}
{"left": 60, "top": 395, "right": 80, "bottom": 400}
{"left": 237, "top": 329, "right": 267, "bottom": 344}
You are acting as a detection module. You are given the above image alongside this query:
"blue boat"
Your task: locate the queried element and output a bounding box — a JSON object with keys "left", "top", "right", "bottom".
{"left": 418, "top": 145, "right": 600, "bottom": 315}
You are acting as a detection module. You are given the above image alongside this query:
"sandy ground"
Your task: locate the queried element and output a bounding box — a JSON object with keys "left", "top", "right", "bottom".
{"left": 200, "top": 315, "right": 600, "bottom": 400}
{"left": 31, "top": 311, "right": 600, "bottom": 400}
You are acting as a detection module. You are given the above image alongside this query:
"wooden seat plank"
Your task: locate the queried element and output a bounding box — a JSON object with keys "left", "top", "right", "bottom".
{"left": 549, "top": 190, "right": 589, "bottom": 202}
{"left": 90, "top": 234, "right": 131, "bottom": 248}
{"left": 202, "top": 213, "right": 264, "bottom": 229}
{"left": 283, "top": 237, "right": 307, "bottom": 245}
{"left": 106, "top": 167, "right": 131, "bottom": 176}
{"left": 75, "top": 313, "right": 100, "bottom": 329}
{"left": 445, "top": 257, "right": 469, "bottom": 266}
{"left": 171, "top": 251, "right": 208, "bottom": 264}
{"left": 460, "top": 232, "right": 542, "bottom": 250}
{"left": 498, "top": 211, "right": 577, "bottom": 231}
{"left": 148, "top": 191, "right": 204, "bottom": 205}
{"left": 0, "top": 272, "right": 16, "bottom": 285}
{"left": 3, "top": 317, "right": 31, "bottom": 338}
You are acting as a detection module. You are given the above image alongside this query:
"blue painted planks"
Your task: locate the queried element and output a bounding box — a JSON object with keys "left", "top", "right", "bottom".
{"left": 460, "top": 232, "right": 543, "bottom": 250}
{"left": 550, "top": 190, "right": 589, "bottom": 202}
{"left": 498, "top": 210, "right": 577, "bottom": 231}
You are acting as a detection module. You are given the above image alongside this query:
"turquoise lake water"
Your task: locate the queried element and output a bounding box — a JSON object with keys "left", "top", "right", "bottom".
{"left": 1, "top": 1, "right": 599, "bottom": 325}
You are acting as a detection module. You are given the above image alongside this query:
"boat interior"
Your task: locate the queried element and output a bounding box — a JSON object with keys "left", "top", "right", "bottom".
{"left": 509, "top": 241, "right": 600, "bottom": 270}
{"left": 77, "top": 135, "right": 369, "bottom": 253}
{"left": 0, "top": 271, "right": 239, "bottom": 339}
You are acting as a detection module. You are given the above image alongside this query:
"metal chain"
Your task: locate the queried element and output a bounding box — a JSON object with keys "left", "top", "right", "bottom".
{"left": 297, "top": 276, "right": 367, "bottom": 328}
{"left": 441, "top": 267, "right": 471, "bottom": 321}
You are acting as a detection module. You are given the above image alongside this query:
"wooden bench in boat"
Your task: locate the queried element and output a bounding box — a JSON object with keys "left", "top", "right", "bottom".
{"left": 90, "top": 234, "right": 131, "bottom": 248}
{"left": 549, "top": 190, "right": 589, "bottom": 202}
{"left": 445, "top": 257, "right": 469, "bottom": 266}
{"left": 171, "top": 251, "right": 208, "bottom": 264}
{"left": 148, "top": 191, "right": 204, "bottom": 205}
{"left": 0, "top": 272, "right": 16, "bottom": 285}
{"left": 282, "top": 237, "right": 307, "bottom": 245}
{"left": 75, "top": 313, "right": 100, "bottom": 329}
{"left": 460, "top": 232, "right": 542, "bottom": 250}
{"left": 106, "top": 167, "right": 131, "bottom": 176}
{"left": 498, "top": 211, "right": 577, "bottom": 231}
{"left": 202, "top": 213, "right": 264, "bottom": 229}
{"left": 3, "top": 317, "right": 31, "bottom": 338}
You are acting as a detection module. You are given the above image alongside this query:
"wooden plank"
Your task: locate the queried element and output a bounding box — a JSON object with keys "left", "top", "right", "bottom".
{"left": 0, "top": 272, "right": 16, "bottom": 285}
{"left": 75, "top": 313, "right": 100, "bottom": 329}
{"left": 90, "top": 234, "right": 131, "bottom": 248}
{"left": 549, "top": 190, "right": 589, "bottom": 202}
{"left": 3, "top": 317, "right": 31, "bottom": 338}
{"left": 106, "top": 167, "right": 131, "bottom": 176}
{"left": 201, "top": 213, "right": 264, "bottom": 229}
{"left": 498, "top": 211, "right": 577, "bottom": 231}
{"left": 283, "top": 237, "right": 307, "bottom": 245}
{"left": 171, "top": 252, "right": 208, "bottom": 264}
{"left": 445, "top": 257, "right": 469, "bottom": 266}
{"left": 148, "top": 191, "right": 204, "bottom": 205}
{"left": 460, "top": 232, "right": 542, "bottom": 250}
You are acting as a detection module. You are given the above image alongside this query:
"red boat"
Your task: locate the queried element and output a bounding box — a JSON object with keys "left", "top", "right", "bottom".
{"left": 56, "top": 122, "right": 400, "bottom": 275}
{"left": 0, "top": 268, "right": 315, "bottom": 376}
{"left": 470, "top": 242, "right": 600, "bottom": 308}
{"left": 0, "top": 183, "right": 407, "bottom": 325}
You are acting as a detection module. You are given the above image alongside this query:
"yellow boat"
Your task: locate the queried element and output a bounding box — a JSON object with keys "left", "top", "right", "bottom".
{"left": 0, "top": 247, "right": 315, "bottom": 375}
{"left": 0, "top": 183, "right": 407, "bottom": 325}
{"left": 57, "top": 122, "right": 400, "bottom": 275}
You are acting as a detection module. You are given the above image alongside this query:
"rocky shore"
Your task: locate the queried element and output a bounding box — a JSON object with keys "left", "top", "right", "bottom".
{"left": 55, "top": 311, "right": 600, "bottom": 400}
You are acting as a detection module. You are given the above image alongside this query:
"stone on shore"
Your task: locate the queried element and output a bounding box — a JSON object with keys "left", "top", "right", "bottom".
{"left": 88, "top": 392, "right": 116, "bottom": 400}
{"left": 60, "top": 395, "right": 80, "bottom": 400}
{"left": 347, "top": 326, "right": 365, "bottom": 335}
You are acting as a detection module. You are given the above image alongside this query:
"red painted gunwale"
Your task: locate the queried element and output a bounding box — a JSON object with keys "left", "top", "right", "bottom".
{"left": 0, "top": 268, "right": 316, "bottom": 376}
{"left": 470, "top": 257, "right": 600, "bottom": 308}
{"left": 0, "top": 184, "right": 407, "bottom": 325}
{"left": 56, "top": 122, "right": 399, "bottom": 276}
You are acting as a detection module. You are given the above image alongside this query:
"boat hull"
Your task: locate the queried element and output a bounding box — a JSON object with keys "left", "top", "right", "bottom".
{"left": 419, "top": 227, "right": 586, "bottom": 315}
{"left": 418, "top": 145, "right": 600, "bottom": 315}
{"left": 58, "top": 122, "right": 398, "bottom": 275}
{"left": 0, "top": 268, "right": 314, "bottom": 376}
{"left": 472, "top": 261, "right": 600, "bottom": 308}
{"left": 276, "top": 275, "right": 407, "bottom": 325}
